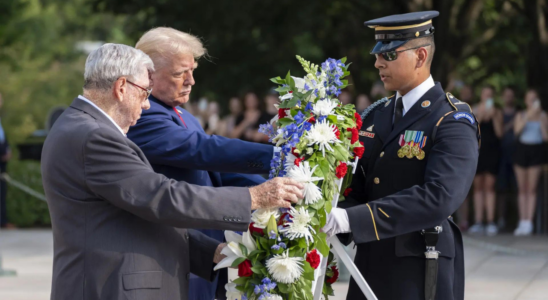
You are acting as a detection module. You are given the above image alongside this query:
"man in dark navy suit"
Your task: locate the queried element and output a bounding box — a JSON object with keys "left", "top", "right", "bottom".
{"left": 128, "top": 28, "right": 275, "bottom": 300}
{"left": 323, "top": 11, "right": 480, "bottom": 300}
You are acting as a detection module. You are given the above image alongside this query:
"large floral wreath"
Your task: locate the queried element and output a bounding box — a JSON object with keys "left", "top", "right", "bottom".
{"left": 216, "top": 56, "right": 363, "bottom": 300}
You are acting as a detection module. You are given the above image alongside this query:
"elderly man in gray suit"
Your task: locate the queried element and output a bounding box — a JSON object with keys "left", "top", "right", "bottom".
{"left": 41, "top": 43, "right": 303, "bottom": 300}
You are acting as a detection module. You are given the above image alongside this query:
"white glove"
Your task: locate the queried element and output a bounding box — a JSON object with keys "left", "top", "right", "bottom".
{"left": 322, "top": 208, "right": 351, "bottom": 238}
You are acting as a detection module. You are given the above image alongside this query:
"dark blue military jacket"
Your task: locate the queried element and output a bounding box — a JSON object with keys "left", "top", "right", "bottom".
{"left": 340, "top": 83, "right": 479, "bottom": 300}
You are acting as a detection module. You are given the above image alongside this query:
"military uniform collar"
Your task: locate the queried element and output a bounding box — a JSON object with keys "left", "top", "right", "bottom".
{"left": 396, "top": 75, "right": 435, "bottom": 116}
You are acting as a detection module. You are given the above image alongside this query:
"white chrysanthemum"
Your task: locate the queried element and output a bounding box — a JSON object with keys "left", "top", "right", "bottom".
{"left": 306, "top": 120, "right": 342, "bottom": 156}
{"left": 266, "top": 250, "right": 304, "bottom": 284}
{"left": 284, "top": 152, "right": 297, "bottom": 170}
{"left": 251, "top": 208, "right": 280, "bottom": 229}
{"left": 286, "top": 162, "right": 323, "bottom": 205}
{"left": 312, "top": 99, "right": 338, "bottom": 116}
{"left": 265, "top": 294, "right": 283, "bottom": 300}
{"left": 280, "top": 206, "right": 316, "bottom": 244}
{"left": 225, "top": 282, "right": 243, "bottom": 300}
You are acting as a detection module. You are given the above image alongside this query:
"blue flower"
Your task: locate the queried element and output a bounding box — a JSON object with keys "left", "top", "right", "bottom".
{"left": 261, "top": 277, "right": 272, "bottom": 285}
{"left": 269, "top": 230, "right": 277, "bottom": 240}
{"left": 254, "top": 285, "right": 262, "bottom": 295}
{"left": 305, "top": 102, "right": 313, "bottom": 111}
{"left": 294, "top": 111, "right": 305, "bottom": 124}
{"left": 271, "top": 244, "right": 280, "bottom": 251}
{"left": 279, "top": 242, "right": 287, "bottom": 249}
{"left": 242, "top": 293, "right": 248, "bottom": 300}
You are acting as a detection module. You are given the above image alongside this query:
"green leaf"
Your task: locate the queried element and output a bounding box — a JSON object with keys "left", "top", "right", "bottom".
{"left": 318, "top": 207, "right": 327, "bottom": 227}
{"left": 231, "top": 256, "right": 246, "bottom": 268}
{"left": 278, "top": 96, "right": 300, "bottom": 108}
{"left": 325, "top": 199, "right": 333, "bottom": 213}
{"left": 278, "top": 282, "right": 290, "bottom": 293}
{"left": 251, "top": 266, "right": 264, "bottom": 274}
{"left": 316, "top": 231, "right": 329, "bottom": 256}
{"left": 340, "top": 57, "right": 347, "bottom": 64}
{"left": 333, "top": 144, "right": 349, "bottom": 162}
{"left": 239, "top": 243, "right": 248, "bottom": 257}
{"left": 278, "top": 117, "right": 294, "bottom": 127}
{"left": 232, "top": 276, "right": 249, "bottom": 285}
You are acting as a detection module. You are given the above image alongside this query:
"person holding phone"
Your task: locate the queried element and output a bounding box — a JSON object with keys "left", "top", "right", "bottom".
{"left": 513, "top": 89, "right": 548, "bottom": 235}
{"left": 470, "top": 85, "right": 503, "bottom": 235}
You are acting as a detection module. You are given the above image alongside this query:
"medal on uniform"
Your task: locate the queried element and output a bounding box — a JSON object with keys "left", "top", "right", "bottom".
{"left": 417, "top": 136, "right": 428, "bottom": 160}
{"left": 411, "top": 131, "right": 424, "bottom": 158}
{"left": 397, "top": 134, "right": 406, "bottom": 158}
{"left": 400, "top": 130, "right": 414, "bottom": 157}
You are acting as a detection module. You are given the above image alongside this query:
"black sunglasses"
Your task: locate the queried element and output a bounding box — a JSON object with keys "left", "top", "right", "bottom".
{"left": 375, "top": 44, "right": 431, "bottom": 62}
{"left": 127, "top": 80, "right": 153, "bottom": 100}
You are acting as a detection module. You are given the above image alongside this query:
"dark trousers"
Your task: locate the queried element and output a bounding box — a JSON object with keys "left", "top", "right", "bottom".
{"left": 0, "top": 162, "right": 7, "bottom": 226}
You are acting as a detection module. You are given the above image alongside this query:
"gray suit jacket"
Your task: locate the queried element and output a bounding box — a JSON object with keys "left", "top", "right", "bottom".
{"left": 41, "top": 98, "right": 251, "bottom": 300}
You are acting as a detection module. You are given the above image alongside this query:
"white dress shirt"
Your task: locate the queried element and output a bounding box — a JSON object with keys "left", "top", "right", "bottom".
{"left": 395, "top": 75, "right": 435, "bottom": 116}
{"left": 77, "top": 95, "right": 126, "bottom": 136}
{"left": 323, "top": 76, "right": 436, "bottom": 237}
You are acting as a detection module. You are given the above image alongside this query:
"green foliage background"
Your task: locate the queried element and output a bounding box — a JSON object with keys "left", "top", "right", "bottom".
{"left": 1, "top": 0, "right": 547, "bottom": 226}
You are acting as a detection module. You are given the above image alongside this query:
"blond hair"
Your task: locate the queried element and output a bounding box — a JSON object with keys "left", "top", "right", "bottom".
{"left": 136, "top": 27, "right": 206, "bottom": 67}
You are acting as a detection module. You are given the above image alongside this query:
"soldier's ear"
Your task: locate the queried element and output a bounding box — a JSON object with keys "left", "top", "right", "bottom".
{"left": 415, "top": 47, "right": 428, "bottom": 69}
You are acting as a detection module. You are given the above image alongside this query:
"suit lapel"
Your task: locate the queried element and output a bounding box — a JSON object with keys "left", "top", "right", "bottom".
{"left": 383, "top": 83, "right": 445, "bottom": 148}
{"left": 373, "top": 95, "right": 396, "bottom": 144}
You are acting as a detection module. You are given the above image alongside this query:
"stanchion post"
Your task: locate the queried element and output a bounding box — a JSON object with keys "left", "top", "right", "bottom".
{"left": 0, "top": 173, "right": 17, "bottom": 277}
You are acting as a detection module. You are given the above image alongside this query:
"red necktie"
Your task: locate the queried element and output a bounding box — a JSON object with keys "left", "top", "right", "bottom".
{"left": 173, "top": 107, "right": 187, "bottom": 128}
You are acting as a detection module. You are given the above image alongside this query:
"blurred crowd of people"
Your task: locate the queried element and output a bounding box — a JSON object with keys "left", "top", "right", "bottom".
{"left": 454, "top": 85, "right": 548, "bottom": 236}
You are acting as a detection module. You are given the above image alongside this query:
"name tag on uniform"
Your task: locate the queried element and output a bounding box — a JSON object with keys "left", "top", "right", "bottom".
{"left": 359, "top": 131, "right": 375, "bottom": 138}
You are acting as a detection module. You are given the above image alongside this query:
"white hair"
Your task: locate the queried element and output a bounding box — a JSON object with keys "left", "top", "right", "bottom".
{"left": 83, "top": 43, "right": 155, "bottom": 90}
{"left": 136, "top": 27, "right": 206, "bottom": 67}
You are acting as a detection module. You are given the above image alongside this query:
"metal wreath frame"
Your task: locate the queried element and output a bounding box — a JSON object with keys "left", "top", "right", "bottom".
{"left": 311, "top": 158, "right": 377, "bottom": 300}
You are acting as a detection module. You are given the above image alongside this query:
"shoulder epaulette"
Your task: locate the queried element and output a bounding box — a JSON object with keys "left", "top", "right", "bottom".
{"left": 445, "top": 92, "right": 473, "bottom": 113}
{"left": 360, "top": 95, "right": 394, "bottom": 120}
{"left": 433, "top": 93, "right": 481, "bottom": 147}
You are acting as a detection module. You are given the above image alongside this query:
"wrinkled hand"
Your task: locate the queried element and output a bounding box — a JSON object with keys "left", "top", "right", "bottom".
{"left": 322, "top": 208, "right": 351, "bottom": 238}
{"left": 213, "top": 243, "right": 227, "bottom": 264}
{"left": 249, "top": 177, "right": 304, "bottom": 210}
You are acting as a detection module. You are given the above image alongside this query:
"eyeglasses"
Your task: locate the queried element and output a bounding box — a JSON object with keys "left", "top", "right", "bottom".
{"left": 375, "top": 44, "right": 431, "bottom": 62}
{"left": 127, "top": 80, "right": 153, "bottom": 100}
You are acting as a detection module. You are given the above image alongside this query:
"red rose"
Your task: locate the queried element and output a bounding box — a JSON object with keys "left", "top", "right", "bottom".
{"left": 306, "top": 249, "right": 321, "bottom": 269}
{"left": 294, "top": 157, "right": 302, "bottom": 166}
{"left": 347, "top": 127, "right": 358, "bottom": 144}
{"left": 334, "top": 127, "right": 341, "bottom": 139}
{"left": 278, "top": 108, "right": 287, "bottom": 119}
{"left": 353, "top": 146, "right": 365, "bottom": 159}
{"left": 326, "top": 266, "right": 339, "bottom": 284}
{"left": 249, "top": 222, "right": 264, "bottom": 236}
{"left": 335, "top": 162, "right": 347, "bottom": 179}
{"left": 238, "top": 260, "right": 253, "bottom": 277}
{"left": 309, "top": 113, "right": 316, "bottom": 123}
{"left": 354, "top": 112, "right": 363, "bottom": 129}
{"left": 343, "top": 188, "right": 352, "bottom": 196}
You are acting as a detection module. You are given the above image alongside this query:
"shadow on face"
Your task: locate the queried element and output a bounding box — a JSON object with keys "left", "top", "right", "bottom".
{"left": 151, "top": 52, "right": 196, "bottom": 107}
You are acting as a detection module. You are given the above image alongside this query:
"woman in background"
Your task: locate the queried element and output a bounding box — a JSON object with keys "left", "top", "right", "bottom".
{"left": 513, "top": 89, "right": 548, "bottom": 235}
{"left": 469, "top": 85, "right": 503, "bottom": 236}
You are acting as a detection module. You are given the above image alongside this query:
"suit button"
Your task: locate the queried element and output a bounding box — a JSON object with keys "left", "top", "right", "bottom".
{"left": 374, "top": 177, "right": 380, "bottom": 184}
{"left": 380, "top": 152, "right": 384, "bottom": 157}
{"left": 223, "top": 217, "right": 228, "bottom": 221}
{"left": 237, "top": 217, "right": 242, "bottom": 221}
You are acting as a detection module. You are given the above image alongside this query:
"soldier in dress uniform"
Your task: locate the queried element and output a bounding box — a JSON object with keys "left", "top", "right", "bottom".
{"left": 322, "top": 11, "right": 480, "bottom": 300}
